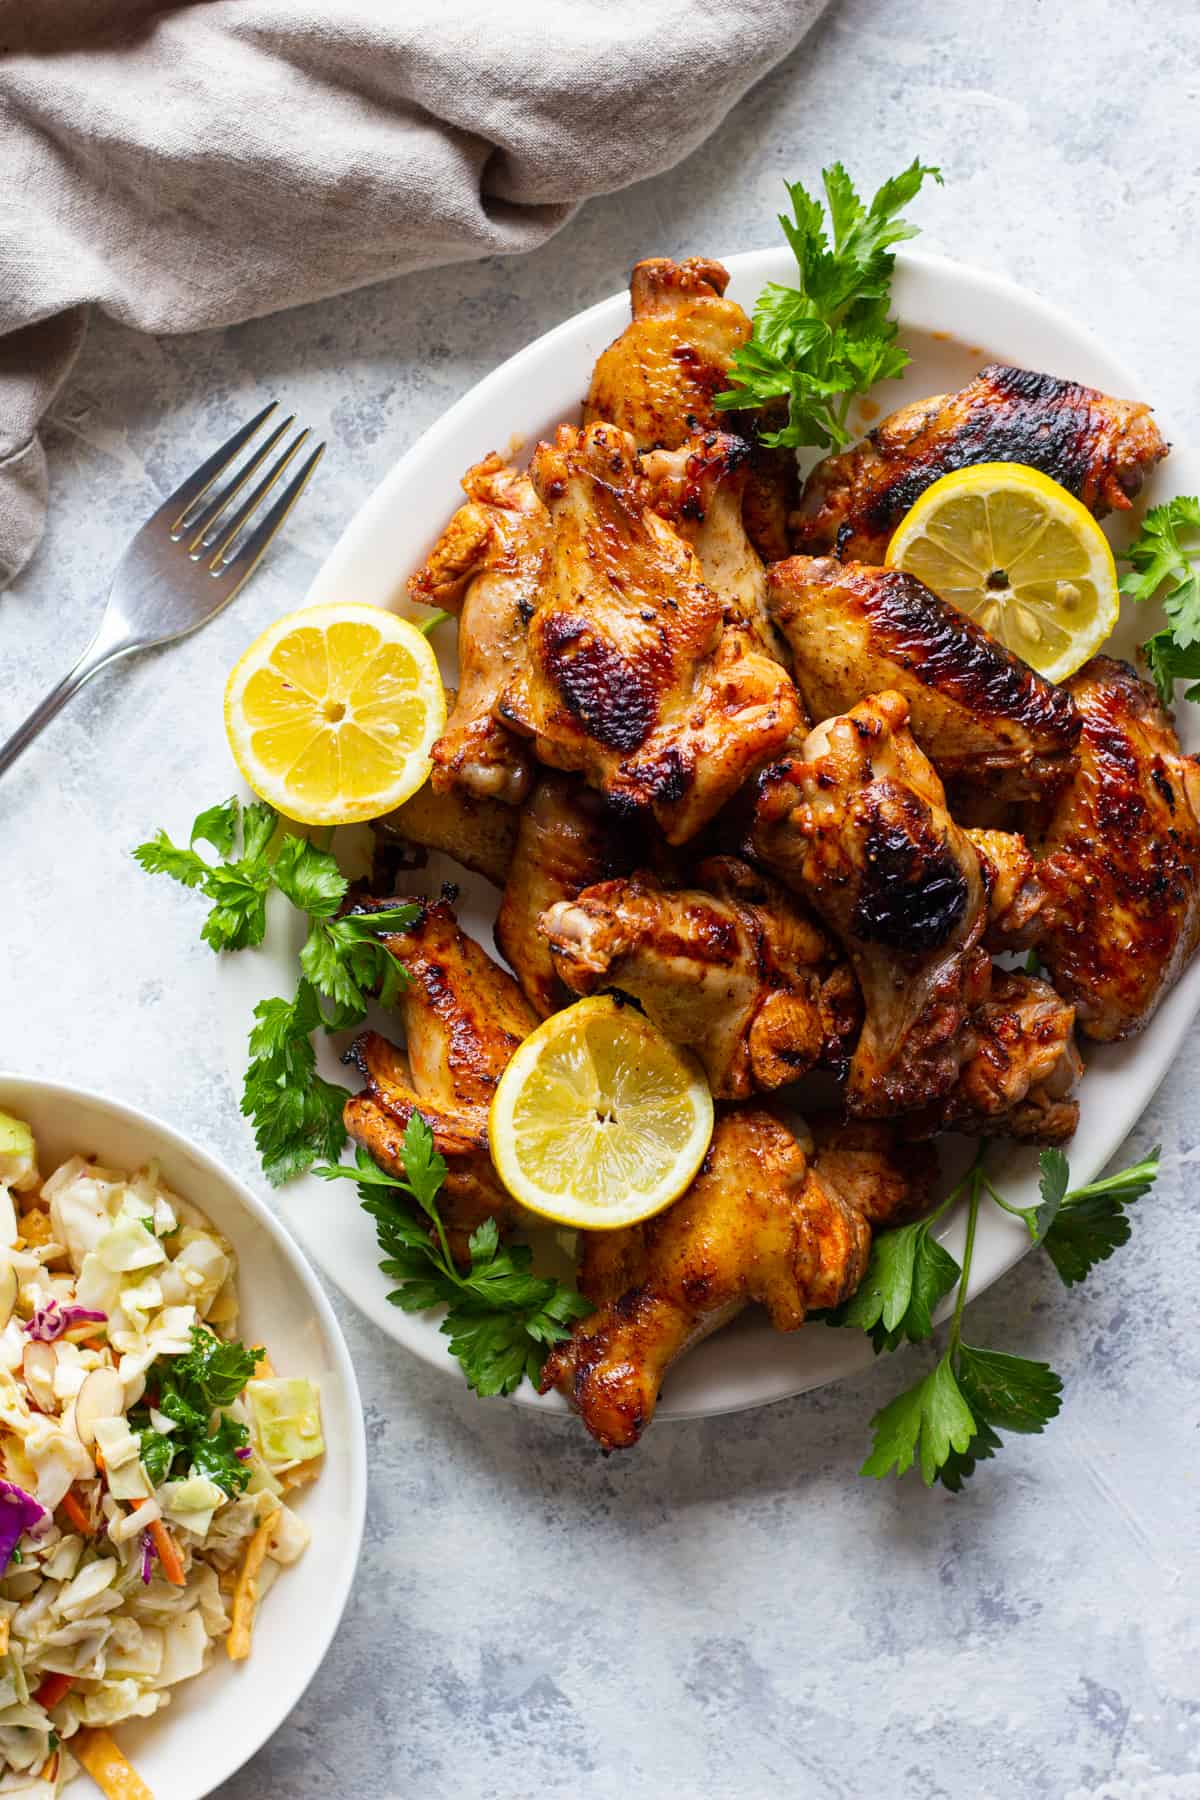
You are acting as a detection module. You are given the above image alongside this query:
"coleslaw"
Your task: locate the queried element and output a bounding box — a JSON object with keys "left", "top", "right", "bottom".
{"left": 0, "top": 1113, "right": 323, "bottom": 1797}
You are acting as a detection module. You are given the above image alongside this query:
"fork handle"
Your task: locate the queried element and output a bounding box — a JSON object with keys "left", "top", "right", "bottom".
{"left": 0, "top": 618, "right": 130, "bottom": 779}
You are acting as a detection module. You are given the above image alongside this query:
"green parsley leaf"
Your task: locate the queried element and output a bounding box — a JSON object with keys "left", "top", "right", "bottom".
{"left": 1038, "top": 1146, "right": 1160, "bottom": 1285}
{"left": 137, "top": 1428, "right": 174, "bottom": 1487}
{"left": 240, "top": 801, "right": 279, "bottom": 863}
{"left": 168, "top": 1326, "right": 263, "bottom": 1409}
{"left": 131, "top": 829, "right": 210, "bottom": 889}
{"left": 1031, "top": 1147, "right": 1070, "bottom": 1242}
{"left": 955, "top": 1343, "right": 1063, "bottom": 1436}
{"left": 1143, "top": 628, "right": 1200, "bottom": 709}
{"left": 860, "top": 1353, "right": 976, "bottom": 1486}
{"left": 135, "top": 797, "right": 280, "bottom": 951}
{"left": 190, "top": 1412, "right": 254, "bottom": 1497}
{"left": 322, "top": 1118, "right": 589, "bottom": 1396}
{"left": 1118, "top": 497, "right": 1200, "bottom": 704}
{"left": 135, "top": 1331, "right": 261, "bottom": 1496}
{"left": 189, "top": 797, "right": 241, "bottom": 859}
{"left": 272, "top": 835, "right": 347, "bottom": 919}
{"left": 827, "top": 1215, "right": 960, "bottom": 1351}
{"left": 715, "top": 157, "right": 942, "bottom": 450}
{"left": 242, "top": 982, "right": 349, "bottom": 1184}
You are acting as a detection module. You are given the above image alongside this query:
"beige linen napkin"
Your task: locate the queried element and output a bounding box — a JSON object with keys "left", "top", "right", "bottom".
{"left": 0, "top": 0, "right": 824, "bottom": 587}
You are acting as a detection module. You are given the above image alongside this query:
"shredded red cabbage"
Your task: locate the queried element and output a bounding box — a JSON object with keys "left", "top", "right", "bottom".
{"left": 0, "top": 1481, "right": 49, "bottom": 1573}
{"left": 23, "top": 1301, "right": 107, "bottom": 1343}
{"left": 140, "top": 1531, "right": 156, "bottom": 1585}
{"left": 234, "top": 1448, "right": 252, "bottom": 1461}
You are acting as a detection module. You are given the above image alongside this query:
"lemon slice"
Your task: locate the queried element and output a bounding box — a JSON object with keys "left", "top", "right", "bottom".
{"left": 224, "top": 603, "right": 445, "bottom": 825}
{"left": 488, "top": 996, "right": 714, "bottom": 1230}
{"left": 885, "top": 462, "right": 1119, "bottom": 682}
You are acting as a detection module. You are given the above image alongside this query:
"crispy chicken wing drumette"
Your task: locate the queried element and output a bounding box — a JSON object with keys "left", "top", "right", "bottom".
{"left": 1035, "top": 656, "right": 1200, "bottom": 1040}
{"left": 541, "top": 1111, "right": 931, "bottom": 1451}
{"left": 585, "top": 256, "right": 749, "bottom": 452}
{"left": 374, "top": 778, "right": 518, "bottom": 889}
{"left": 495, "top": 773, "right": 630, "bottom": 1017}
{"left": 905, "top": 970, "right": 1082, "bottom": 1145}
{"left": 500, "top": 421, "right": 799, "bottom": 844}
{"left": 767, "top": 557, "right": 1079, "bottom": 801}
{"left": 409, "top": 453, "right": 546, "bottom": 805}
{"left": 750, "top": 691, "right": 992, "bottom": 1117}
{"left": 541, "top": 856, "right": 843, "bottom": 1099}
{"left": 343, "top": 896, "right": 537, "bottom": 1256}
{"left": 793, "top": 364, "right": 1168, "bottom": 564}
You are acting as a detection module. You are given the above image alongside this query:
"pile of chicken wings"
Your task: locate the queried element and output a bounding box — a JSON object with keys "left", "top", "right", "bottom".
{"left": 348, "top": 256, "right": 1199, "bottom": 1450}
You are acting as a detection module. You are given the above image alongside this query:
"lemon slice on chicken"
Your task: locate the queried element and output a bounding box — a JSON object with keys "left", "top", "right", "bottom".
{"left": 885, "top": 462, "right": 1119, "bottom": 682}
{"left": 224, "top": 602, "right": 445, "bottom": 825}
{"left": 488, "top": 996, "right": 714, "bottom": 1230}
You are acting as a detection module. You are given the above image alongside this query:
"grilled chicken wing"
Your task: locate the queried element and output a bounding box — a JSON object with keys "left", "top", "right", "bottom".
{"left": 793, "top": 364, "right": 1168, "bottom": 564}
{"left": 343, "top": 896, "right": 537, "bottom": 1255}
{"left": 1035, "top": 657, "right": 1200, "bottom": 1039}
{"left": 542, "top": 856, "right": 841, "bottom": 1098}
{"left": 374, "top": 780, "right": 518, "bottom": 888}
{"left": 767, "top": 557, "right": 1079, "bottom": 800}
{"left": 645, "top": 431, "right": 790, "bottom": 663}
{"left": 585, "top": 257, "right": 749, "bottom": 451}
{"left": 541, "top": 1111, "right": 930, "bottom": 1450}
{"left": 495, "top": 773, "right": 629, "bottom": 1016}
{"left": 410, "top": 453, "right": 546, "bottom": 805}
{"left": 750, "top": 692, "right": 992, "bottom": 1116}
{"left": 905, "top": 971, "right": 1081, "bottom": 1145}
{"left": 968, "top": 828, "right": 1047, "bottom": 950}
{"left": 501, "top": 421, "right": 799, "bottom": 844}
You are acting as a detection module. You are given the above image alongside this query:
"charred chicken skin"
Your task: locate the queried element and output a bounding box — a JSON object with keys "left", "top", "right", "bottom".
{"left": 793, "top": 364, "right": 1168, "bottom": 564}
{"left": 541, "top": 856, "right": 841, "bottom": 1099}
{"left": 750, "top": 692, "right": 992, "bottom": 1117}
{"left": 343, "top": 896, "right": 538, "bottom": 1256}
{"left": 495, "top": 773, "right": 630, "bottom": 1017}
{"left": 410, "top": 453, "right": 546, "bottom": 806}
{"left": 1035, "top": 657, "right": 1200, "bottom": 1040}
{"left": 767, "top": 557, "right": 1079, "bottom": 800}
{"left": 540, "top": 1111, "right": 930, "bottom": 1451}
{"left": 500, "top": 421, "right": 799, "bottom": 844}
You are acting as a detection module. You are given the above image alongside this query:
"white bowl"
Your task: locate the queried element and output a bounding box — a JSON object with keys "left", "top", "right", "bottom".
{"left": 0, "top": 1074, "right": 367, "bottom": 1800}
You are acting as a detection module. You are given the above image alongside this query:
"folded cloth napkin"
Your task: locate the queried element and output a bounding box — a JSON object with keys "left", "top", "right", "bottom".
{"left": 0, "top": 0, "right": 824, "bottom": 588}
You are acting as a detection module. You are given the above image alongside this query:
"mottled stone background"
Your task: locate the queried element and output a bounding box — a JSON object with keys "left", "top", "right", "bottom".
{"left": 2, "top": 2, "right": 1199, "bottom": 1795}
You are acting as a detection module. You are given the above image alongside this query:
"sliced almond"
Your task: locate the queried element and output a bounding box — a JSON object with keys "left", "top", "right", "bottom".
{"left": 22, "top": 1342, "right": 57, "bottom": 1412}
{"left": 73, "top": 1367, "right": 125, "bottom": 1449}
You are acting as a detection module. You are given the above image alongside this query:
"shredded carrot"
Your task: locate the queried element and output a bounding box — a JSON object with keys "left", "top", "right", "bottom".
{"left": 72, "top": 1729, "right": 154, "bottom": 1800}
{"left": 130, "top": 1501, "right": 186, "bottom": 1587}
{"left": 60, "top": 1487, "right": 94, "bottom": 1537}
{"left": 34, "top": 1670, "right": 73, "bottom": 1709}
{"left": 226, "top": 1508, "right": 276, "bottom": 1661}
{"left": 80, "top": 1335, "right": 108, "bottom": 1353}
{"left": 251, "top": 1345, "right": 275, "bottom": 1379}
{"left": 39, "top": 1750, "right": 60, "bottom": 1781}
{"left": 0, "top": 1615, "right": 10, "bottom": 1656}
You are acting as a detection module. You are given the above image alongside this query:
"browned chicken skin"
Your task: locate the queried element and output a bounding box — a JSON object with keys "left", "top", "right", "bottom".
{"left": 905, "top": 970, "right": 1082, "bottom": 1145}
{"left": 969, "top": 828, "right": 1048, "bottom": 950}
{"left": 750, "top": 692, "right": 992, "bottom": 1117}
{"left": 541, "top": 1111, "right": 931, "bottom": 1450}
{"left": 767, "top": 557, "right": 1079, "bottom": 800}
{"left": 541, "top": 856, "right": 840, "bottom": 1099}
{"left": 342, "top": 897, "right": 538, "bottom": 1255}
{"left": 793, "top": 364, "right": 1168, "bottom": 564}
{"left": 501, "top": 420, "right": 799, "bottom": 844}
{"left": 495, "top": 773, "right": 630, "bottom": 1017}
{"left": 374, "top": 779, "right": 518, "bottom": 889}
{"left": 1035, "top": 657, "right": 1200, "bottom": 1040}
{"left": 410, "top": 453, "right": 546, "bottom": 805}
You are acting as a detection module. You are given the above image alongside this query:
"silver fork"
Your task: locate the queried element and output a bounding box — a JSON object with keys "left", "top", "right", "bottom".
{"left": 0, "top": 403, "right": 324, "bottom": 779}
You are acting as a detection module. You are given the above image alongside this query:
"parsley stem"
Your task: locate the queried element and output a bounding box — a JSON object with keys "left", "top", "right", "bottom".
{"left": 947, "top": 1151, "right": 987, "bottom": 1359}
{"left": 416, "top": 609, "right": 451, "bottom": 636}
{"left": 982, "top": 1178, "right": 1028, "bottom": 1221}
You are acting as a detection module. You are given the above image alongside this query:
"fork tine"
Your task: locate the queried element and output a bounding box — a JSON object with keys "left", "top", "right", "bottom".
{"left": 155, "top": 401, "right": 278, "bottom": 533}
{"left": 209, "top": 442, "right": 325, "bottom": 595}
{"left": 204, "top": 427, "right": 312, "bottom": 566}
{"left": 181, "top": 414, "right": 295, "bottom": 551}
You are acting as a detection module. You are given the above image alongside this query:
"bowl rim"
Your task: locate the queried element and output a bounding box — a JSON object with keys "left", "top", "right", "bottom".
{"left": 0, "top": 1069, "right": 368, "bottom": 1800}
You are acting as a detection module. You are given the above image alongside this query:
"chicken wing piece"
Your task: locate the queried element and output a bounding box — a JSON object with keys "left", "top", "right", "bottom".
{"left": 494, "top": 773, "right": 630, "bottom": 1017}
{"left": 1034, "top": 656, "right": 1200, "bottom": 1040}
{"left": 541, "top": 1110, "right": 931, "bottom": 1451}
{"left": 342, "top": 896, "right": 538, "bottom": 1254}
{"left": 409, "top": 453, "right": 546, "bottom": 805}
{"left": 645, "top": 431, "right": 791, "bottom": 664}
{"left": 793, "top": 364, "right": 1168, "bottom": 564}
{"left": 905, "top": 971, "right": 1082, "bottom": 1145}
{"left": 501, "top": 421, "right": 800, "bottom": 844}
{"left": 373, "top": 780, "right": 518, "bottom": 888}
{"left": 968, "top": 828, "right": 1047, "bottom": 950}
{"left": 767, "top": 557, "right": 1079, "bottom": 800}
{"left": 585, "top": 257, "right": 749, "bottom": 451}
{"left": 749, "top": 691, "right": 992, "bottom": 1116}
{"left": 542, "top": 856, "right": 841, "bottom": 1098}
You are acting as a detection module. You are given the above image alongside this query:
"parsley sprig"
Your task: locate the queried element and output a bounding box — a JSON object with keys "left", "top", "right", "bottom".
{"left": 713, "top": 158, "right": 942, "bottom": 451}
{"left": 1118, "top": 497, "right": 1200, "bottom": 705}
{"left": 135, "top": 798, "right": 421, "bottom": 1183}
{"left": 315, "top": 1119, "right": 591, "bottom": 1396}
{"left": 827, "top": 1141, "right": 1159, "bottom": 1490}
{"left": 131, "top": 1327, "right": 263, "bottom": 1497}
